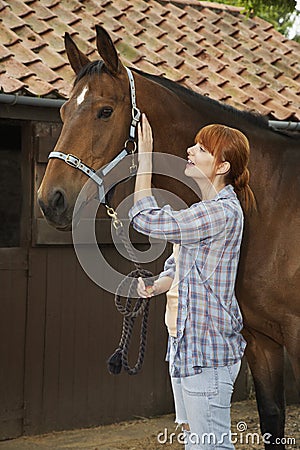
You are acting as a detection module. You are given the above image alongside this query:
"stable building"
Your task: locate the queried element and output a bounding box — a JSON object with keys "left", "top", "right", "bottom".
{"left": 0, "top": 0, "right": 299, "bottom": 438}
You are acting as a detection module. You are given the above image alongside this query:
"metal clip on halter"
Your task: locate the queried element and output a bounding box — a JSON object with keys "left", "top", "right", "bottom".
{"left": 130, "top": 155, "right": 137, "bottom": 175}
{"left": 105, "top": 206, "right": 123, "bottom": 230}
{"left": 124, "top": 139, "right": 137, "bottom": 175}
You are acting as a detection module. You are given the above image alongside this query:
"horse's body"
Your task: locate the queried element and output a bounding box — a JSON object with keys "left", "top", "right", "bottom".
{"left": 38, "top": 26, "right": 300, "bottom": 449}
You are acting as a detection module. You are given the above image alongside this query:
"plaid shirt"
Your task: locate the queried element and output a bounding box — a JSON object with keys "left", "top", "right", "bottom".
{"left": 129, "top": 185, "right": 246, "bottom": 377}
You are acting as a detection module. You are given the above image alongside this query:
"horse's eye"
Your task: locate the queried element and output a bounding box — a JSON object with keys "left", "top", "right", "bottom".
{"left": 97, "top": 107, "right": 113, "bottom": 119}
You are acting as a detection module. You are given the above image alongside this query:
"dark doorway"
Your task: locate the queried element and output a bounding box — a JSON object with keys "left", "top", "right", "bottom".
{"left": 0, "top": 122, "right": 22, "bottom": 247}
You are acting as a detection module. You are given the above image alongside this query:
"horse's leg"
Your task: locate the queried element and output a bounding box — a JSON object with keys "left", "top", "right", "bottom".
{"left": 283, "top": 317, "right": 300, "bottom": 395}
{"left": 243, "top": 328, "right": 285, "bottom": 450}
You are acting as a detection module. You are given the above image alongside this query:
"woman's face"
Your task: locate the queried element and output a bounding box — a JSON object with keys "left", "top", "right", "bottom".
{"left": 184, "top": 142, "right": 216, "bottom": 182}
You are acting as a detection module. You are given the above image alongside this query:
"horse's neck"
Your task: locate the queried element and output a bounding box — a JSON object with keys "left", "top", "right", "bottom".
{"left": 135, "top": 73, "right": 300, "bottom": 211}
{"left": 136, "top": 76, "right": 201, "bottom": 154}
{"left": 136, "top": 74, "right": 254, "bottom": 157}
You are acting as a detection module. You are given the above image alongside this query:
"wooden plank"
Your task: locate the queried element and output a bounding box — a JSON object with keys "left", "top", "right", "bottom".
{"left": 41, "top": 248, "right": 63, "bottom": 431}
{"left": 56, "top": 250, "right": 77, "bottom": 429}
{"left": 33, "top": 218, "right": 159, "bottom": 245}
{"left": 0, "top": 267, "right": 27, "bottom": 439}
{"left": 71, "top": 252, "right": 90, "bottom": 428}
{"left": 23, "top": 249, "right": 47, "bottom": 435}
{"left": 0, "top": 248, "right": 27, "bottom": 270}
{"left": 86, "top": 275, "right": 119, "bottom": 424}
{"left": 33, "top": 122, "right": 62, "bottom": 163}
{"left": 33, "top": 218, "right": 72, "bottom": 245}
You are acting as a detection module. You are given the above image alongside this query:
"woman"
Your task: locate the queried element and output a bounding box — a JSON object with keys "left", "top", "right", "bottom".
{"left": 128, "top": 114, "right": 256, "bottom": 449}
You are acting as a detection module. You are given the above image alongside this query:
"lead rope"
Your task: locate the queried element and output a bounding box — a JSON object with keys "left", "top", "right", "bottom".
{"left": 105, "top": 207, "right": 154, "bottom": 376}
{"left": 106, "top": 68, "right": 154, "bottom": 375}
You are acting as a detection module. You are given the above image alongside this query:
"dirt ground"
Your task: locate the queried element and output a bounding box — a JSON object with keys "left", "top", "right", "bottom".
{"left": 0, "top": 400, "right": 298, "bottom": 450}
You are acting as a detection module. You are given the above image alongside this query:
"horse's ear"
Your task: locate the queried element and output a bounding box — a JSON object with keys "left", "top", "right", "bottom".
{"left": 64, "top": 33, "right": 91, "bottom": 74}
{"left": 95, "top": 25, "right": 122, "bottom": 75}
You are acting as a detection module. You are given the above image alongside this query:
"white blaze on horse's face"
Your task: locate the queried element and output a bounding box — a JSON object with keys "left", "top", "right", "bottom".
{"left": 77, "top": 85, "right": 89, "bottom": 106}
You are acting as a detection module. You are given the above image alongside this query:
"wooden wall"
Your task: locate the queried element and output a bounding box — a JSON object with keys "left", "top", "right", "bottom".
{"left": 24, "top": 245, "right": 174, "bottom": 434}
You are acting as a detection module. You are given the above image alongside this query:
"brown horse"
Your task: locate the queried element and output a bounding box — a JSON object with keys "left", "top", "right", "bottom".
{"left": 37, "top": 26, "right": 299, "bottom": 449}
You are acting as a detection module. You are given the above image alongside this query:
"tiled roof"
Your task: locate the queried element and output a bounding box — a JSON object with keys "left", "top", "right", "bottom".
{"left": 0, "top": 0, "right": 299, "bottom": 121}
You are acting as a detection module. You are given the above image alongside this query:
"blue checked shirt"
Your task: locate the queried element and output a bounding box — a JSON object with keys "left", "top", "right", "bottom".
{"left": 128, "top": 185, "right": 246, "bottom": 377}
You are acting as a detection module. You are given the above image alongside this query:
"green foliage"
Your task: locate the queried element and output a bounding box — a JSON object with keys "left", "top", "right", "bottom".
{"left": 211, "top": 0, "right": 299, "bottom": 38}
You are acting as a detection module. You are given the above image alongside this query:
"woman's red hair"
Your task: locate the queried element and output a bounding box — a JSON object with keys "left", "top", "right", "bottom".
{"left": 195, "top": 124, "right": 257, "bottom": 212}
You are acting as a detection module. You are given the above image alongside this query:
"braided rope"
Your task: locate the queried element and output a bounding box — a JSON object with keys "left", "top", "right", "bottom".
{"left": 107, "top": 221, "right": 154, "bottom": 376}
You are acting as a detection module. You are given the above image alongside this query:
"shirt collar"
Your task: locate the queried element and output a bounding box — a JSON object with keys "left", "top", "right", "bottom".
{"left": 215, "top": 184, "right": 237, "bottom": 200}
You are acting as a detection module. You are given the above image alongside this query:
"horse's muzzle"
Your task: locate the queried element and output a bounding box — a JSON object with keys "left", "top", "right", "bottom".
{"left": 37, "top": 188, "right": 72, "bottom": 230}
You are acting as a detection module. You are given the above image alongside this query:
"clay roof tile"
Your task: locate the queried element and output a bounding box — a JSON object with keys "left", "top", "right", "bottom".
{"left": 0, "top": 72, "right": 26, "bottom": 92}
{"left": 24, "top": 11, "right": 54, "bottom": 34}
{"left": 0, "top": 22, "right": 21, "bottom": 46}
{"left": 1, "top": 57, "right": 34, "bottom": 79}
{"left": 9, "top": 41, "right": 41, "bottom": 64}
{"left": 7, "top": 0, "right": 33, "bottom": 17}
{"left": 0, "top": 42, "right": 12, "bottom": 61}
{"left": 16, "top": 26, "right": 48, "bottom": 52}
{"left": 21, "top": 73, "right": 58, "bottom": 95}
{"left": 0, "top": 0, "right": 298, "bottom": 120}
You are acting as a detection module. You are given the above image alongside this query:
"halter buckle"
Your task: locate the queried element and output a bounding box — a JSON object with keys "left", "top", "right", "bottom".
{"left": 65, "top": 154, "right": 81, "bottom": 168}
{"left": 132, "top": 106, "right": 141, "bottom": 123}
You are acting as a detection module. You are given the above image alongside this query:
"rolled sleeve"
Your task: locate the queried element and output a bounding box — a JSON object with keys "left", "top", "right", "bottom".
{"left": 128, "top": 196, "right": 158, "bottom": 220}
{"left": 158, "top": 253, "right": 176, "bottom": 279}
{"left": 128, "top": 195, "right": 226, "bottom": 245}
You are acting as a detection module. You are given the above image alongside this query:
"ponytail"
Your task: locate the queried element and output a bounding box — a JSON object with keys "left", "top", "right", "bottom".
{"left": 233, "top": 169, "right": 257, "bottom": 213}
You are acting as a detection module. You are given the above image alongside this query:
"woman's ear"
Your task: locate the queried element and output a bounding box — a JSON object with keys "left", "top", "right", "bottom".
{"left": 216, "top": 161, "right": 231, "bottom": 175}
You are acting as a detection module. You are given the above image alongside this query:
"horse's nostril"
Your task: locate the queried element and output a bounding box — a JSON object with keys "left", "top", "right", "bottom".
{"left": 51, "top": 189, "right": 67, "bottom": 214}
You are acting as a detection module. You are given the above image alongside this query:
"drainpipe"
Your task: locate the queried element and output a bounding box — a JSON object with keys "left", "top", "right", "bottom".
{"left": 0, "top": 94, "right": 299, "bottom": 130}
{"left": 268, "top": 120, "right": 300, "bottom": 131}
{"left": 0, "top": 94, "right": 65, "bottom": 108}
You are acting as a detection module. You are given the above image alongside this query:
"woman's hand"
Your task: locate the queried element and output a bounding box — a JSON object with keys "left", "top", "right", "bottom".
{"left": 137, "top": 276, "right": 174, "bottom": 298}
{"left": 138, "top": 113, "right": 153, "bottom": 169}
{"left": 133, "top": 113, "right": 154, "bottom": 203}
{"left": 137, "top": 277, "right": 157, "bottom": 298}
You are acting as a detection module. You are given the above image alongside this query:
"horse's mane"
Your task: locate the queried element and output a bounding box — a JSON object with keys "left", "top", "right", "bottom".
{"left": 132, "top": 68, "right": 270, "bottom": 130}
{"left": 73, "top": 61, "right": 299, "bottom": 139}
{"left": 132, "top": 69, "right": 300, "bottom": 140}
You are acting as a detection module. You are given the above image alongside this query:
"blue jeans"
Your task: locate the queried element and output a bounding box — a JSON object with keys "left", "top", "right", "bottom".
{"left": 171, "top": 361, "right": 241, "bottom": 449}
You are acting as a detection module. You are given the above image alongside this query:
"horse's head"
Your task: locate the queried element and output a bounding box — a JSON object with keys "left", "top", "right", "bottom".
{"left": 37, "top": 26, "right": 134, "bottom": 230}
